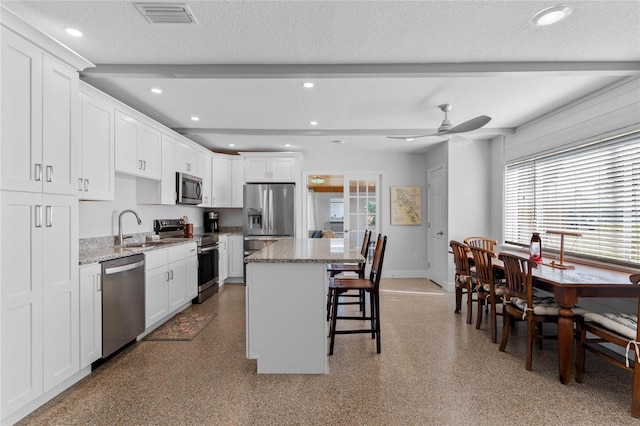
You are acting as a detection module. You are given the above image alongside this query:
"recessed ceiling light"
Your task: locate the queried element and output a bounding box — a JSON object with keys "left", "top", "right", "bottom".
{"left": 229, "top": 143, "right": 235, "bottom": 147}
{"left": 150, "top": 87, "right": 163, "bottom": 94}
{"left": 405, "top": 138, "right": 415, "bottom": 142}
{"left": 284, "top": 144, "right": 291, "bottom": 147}
{"left": 190, "top": 116, "right": 200, "bottom": 121}
{"left": 65, "top": 27, "right": 83, "bottom": 37}
{"left": 531, "top": 5, "right": 572, "bottom": 26}
{"left": 302, "top": 82, "right": 314, "bottom": 89}
{"left": 309, "top": 121, "right": 318, "bottom": 126}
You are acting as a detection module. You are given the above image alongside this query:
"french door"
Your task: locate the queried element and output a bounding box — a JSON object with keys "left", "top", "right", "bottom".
{"left": 343, "top": 175, "right": 380, "bottom": 258}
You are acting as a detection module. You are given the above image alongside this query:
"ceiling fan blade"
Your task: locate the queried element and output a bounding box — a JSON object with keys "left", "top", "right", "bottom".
{"left": 387, "top": 133, "right": 439, "bottom": 140}
{"left": 440, "top": 115, "right": 491, "bottom": 135}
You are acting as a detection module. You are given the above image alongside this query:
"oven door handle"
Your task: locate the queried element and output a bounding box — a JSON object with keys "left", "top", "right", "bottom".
{"left": 199, "top": 244, "right": 219, "bottom": 253}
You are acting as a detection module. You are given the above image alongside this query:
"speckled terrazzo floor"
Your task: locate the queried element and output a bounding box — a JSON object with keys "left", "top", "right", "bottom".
{"left": 17, "top": 279, "right": 639, "bottom": 425}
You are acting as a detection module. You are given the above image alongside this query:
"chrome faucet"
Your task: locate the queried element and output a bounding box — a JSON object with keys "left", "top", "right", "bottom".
{"left": 118, "top": 209, "right": 142, "bottom": 246}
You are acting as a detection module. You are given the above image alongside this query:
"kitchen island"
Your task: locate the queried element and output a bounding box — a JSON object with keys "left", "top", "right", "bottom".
{"left": 245, "top": 238, "right": 364, "bottom": 374}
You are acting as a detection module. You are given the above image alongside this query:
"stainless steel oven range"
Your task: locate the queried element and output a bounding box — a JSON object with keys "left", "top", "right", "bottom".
{"left": 154, "top": 219, "right": 219, "bottom": 304}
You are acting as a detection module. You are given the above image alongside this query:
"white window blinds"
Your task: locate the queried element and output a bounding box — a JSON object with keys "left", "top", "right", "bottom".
{"left": 504, "top": 130, "right": 640, "bottom": 266}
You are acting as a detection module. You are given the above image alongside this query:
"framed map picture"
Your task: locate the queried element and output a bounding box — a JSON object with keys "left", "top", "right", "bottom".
{"left": 390, "top": 186, "right": 422, "bottom": 225}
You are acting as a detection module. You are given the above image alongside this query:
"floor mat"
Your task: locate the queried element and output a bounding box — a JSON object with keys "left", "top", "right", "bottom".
{"left": 143, "top": 310, "right": 216, "bottom": 341}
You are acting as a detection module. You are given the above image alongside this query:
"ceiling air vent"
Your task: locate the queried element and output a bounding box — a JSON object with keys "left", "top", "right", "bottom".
{"left": 134, "top": 3, "right": 198, "bottom": 24}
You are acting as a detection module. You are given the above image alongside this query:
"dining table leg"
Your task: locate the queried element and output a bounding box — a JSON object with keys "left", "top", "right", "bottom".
{"left": 554, "top": 288, "right": 577, "bottom": 385}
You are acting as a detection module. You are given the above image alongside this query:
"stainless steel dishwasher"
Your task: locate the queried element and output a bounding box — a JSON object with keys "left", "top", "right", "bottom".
{"left": 101, "top": 254, "right": 145, "bottom": 358}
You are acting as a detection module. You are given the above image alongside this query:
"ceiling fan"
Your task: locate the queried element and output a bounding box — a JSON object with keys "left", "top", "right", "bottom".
{"left": 388, "top": 104, "right": 491, "bottom": 140}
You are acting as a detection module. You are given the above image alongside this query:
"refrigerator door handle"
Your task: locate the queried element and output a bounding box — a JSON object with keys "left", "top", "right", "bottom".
{"left": 268, "top": 188, "right": 274, "bottom": 234}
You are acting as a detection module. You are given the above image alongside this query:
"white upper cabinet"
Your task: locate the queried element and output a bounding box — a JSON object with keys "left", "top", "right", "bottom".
{"left": 212, "top": 155, "right": 232, "bottom": 207}
{"left": 243, "top": 154, "right": 298, "bottom": 183}
{"left": 79, "top": 89, "right": 114, "bottom": 200}
{"left": 231, "top": 157, "right": 244, "bottom": 207}
{"left": 114, "top": 110, "right": 161, "bottom": 180}
{"left": 200, "top": 154, "right": 212, "bottom": 207}
{"left": 1, "top": 28, "right": 80, "bottom": 196}
{"left": 175, "top": 141, "right": 201, "bottom": 177}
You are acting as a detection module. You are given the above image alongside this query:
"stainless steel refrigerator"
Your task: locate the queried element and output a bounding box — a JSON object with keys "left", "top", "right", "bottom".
{"left": 243, "top": 183, "right": 295, "bottom": 274}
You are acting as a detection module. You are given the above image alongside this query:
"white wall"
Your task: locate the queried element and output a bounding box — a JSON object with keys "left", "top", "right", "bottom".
{"left": 302, "top": 149, "right": 428, "bottom": 278}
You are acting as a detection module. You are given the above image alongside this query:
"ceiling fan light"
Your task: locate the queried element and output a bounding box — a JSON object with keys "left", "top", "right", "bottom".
{"left": 532, "top": 6, "right": 572, "bottom": 26}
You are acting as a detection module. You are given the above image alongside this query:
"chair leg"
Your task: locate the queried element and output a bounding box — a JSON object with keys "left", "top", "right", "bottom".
{"left": 455, "top": 287, "right": 462, "bottom": 314}
{"left": 326, "top": 288, "right": 332, "bottom": 321}
{"left": 535, "top": 322, "right": 543, "bottom": 349}
{"left": 466, "top": 287, "right": 473, "bottom": 324}
{"left": 370, "top": 291, "right": 376, "bottom": 339}
{"left": 526, "top": 319, "right": 534, "bottom": 371}
{"left": 490, "top": 297, "right": 497, "bottom": 343}
{"left": 575, "top": 322, "right": 586, "bottom": 383}
{"left": 374, "top": 291, "right": 381, "bottom": 353}
{"left": 360, "top": 289, "right": 366, "bottom": 317}
{"left": 329, "top": 289, "right": 339, "bottom": 355}
{"left": 475, "top": 296, "right": 484, "bottom": 329}
{"left": 499, "top": 311, "right": 510, "bottom": 352}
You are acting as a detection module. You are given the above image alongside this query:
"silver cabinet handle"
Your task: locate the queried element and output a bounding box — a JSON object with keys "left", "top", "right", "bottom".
{"left": 165, "top": 271, "right": 170, "bottom": 281}
{"left": 138, "top": 160, "right": 143, "bottom": 170}
{"left": 143, "top": 160, "right": 146, "bottom": 170}
{"left": 35, "top": 164, "right": 42, "bottom": 181}
{"left": 187, "top": 163, "right": 191, "bottom": 171}
{"left": 96, "top": 273, "right": 101, "bottom": 291}
{"left": 45, "top": 205, "right": 52, "bottom": 227}
{"left": 35, "top": 205, "right": 42, "bottom": 228}
{"left": 170, "top": 269, "right": 174, "bottom": 280}
{"left": 84, "top": 179, "right": 89, "bottom": 192}
{"left": 78, "top": 178, "right": 83, "bottom": 192}
{"left": 46, "top": 165, "right": 53, "bottom": 182}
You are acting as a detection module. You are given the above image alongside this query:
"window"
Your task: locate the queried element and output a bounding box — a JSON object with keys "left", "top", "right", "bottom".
{"left": 504, "top": 130, "right": 640, "bottom": 266}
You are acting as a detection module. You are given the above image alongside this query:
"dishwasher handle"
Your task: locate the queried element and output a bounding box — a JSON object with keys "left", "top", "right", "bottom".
{"left": 104, "top": 260, "right": 145, "bottom": 275}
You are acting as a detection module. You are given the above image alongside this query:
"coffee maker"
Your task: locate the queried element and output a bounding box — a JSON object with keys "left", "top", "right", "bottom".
{"left": 204, "top": 211, "right": 219, "bottom": 233}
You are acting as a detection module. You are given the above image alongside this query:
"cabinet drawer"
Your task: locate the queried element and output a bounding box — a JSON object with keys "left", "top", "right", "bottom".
{"left": 167, "top": 244, "right": 186, "bottom": 263}
{"left": 145, "top": 249, "right": 167, "bottom": 270}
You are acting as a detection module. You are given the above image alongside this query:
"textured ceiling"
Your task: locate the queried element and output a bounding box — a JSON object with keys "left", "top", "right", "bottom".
{"left": 3, "top": 0, "right": 639, "bottom": 154}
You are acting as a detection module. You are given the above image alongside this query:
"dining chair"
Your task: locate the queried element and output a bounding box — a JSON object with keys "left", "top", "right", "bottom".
{"left": 450, "top": 240, "right": 477, "bottom": 324}
{"left": 576, "top": 273, "right": 640, "bottom": 417}
{"left": 468, "top": 245, "right": 506, "bottom": 343}
{"left": 464, "top": 236, "right": 498, "bottom": 252}
{"left": 498, "top": 252, "right": 563, "bottom": 370}
{"left": 328, "top": 234, "right": 387, "bottom": 355}
{"left": 326, "top": 230, "right": 372, "bottom": 319}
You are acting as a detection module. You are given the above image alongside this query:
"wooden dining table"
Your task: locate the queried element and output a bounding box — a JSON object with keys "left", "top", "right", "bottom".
{"left": 494, "top": 251, "right": 639, "bottom": 385}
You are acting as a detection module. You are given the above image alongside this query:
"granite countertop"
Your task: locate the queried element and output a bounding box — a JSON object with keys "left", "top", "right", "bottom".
{"left": 80, "top": 239, "right": 196, "bottom": 265}
{"left": 245, "top": 238, "right": 363, "bottom": 264}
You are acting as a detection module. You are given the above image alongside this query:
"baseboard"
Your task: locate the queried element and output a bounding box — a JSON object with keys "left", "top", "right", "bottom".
{"left": 383, "top": 270, "right": 428, "bottom": 279}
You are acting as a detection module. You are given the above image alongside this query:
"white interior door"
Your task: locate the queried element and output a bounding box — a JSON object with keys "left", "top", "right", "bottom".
{"left": 343, "top": 175, "right": 380, "bottom": 257}
{"left": 427, "top": 165, "right": 445, "bottom": 286}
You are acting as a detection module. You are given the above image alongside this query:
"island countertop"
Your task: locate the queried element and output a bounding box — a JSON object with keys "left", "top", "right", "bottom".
{"left": 245, "top": 238, "right": 363, "bottom": 264}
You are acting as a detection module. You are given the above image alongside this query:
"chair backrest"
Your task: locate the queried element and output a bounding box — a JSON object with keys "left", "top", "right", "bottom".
{"left": 632, "top": 274, "right": 640, "bottom": 341}
{"left": 468, "top": 246, "right": 496, "bottom": 293}
{"left": 368, "top": 234, "right": 387, "bottom": 289}
{"left": 464, "top": 237, "right": 498, "bottom": 252}
{"left": 449, "top": 240, "right": 471, "bottom": 276}
{"left": 498, "top": 252, "right": 537, "bottom": 304}
{"left": 357, "top": 230, "right": 372, "bottom": 277}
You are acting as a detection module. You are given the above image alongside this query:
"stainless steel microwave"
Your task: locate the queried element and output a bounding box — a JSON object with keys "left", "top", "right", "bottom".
{"left": 176, "top": 172, "right": 203, "bottom": 205}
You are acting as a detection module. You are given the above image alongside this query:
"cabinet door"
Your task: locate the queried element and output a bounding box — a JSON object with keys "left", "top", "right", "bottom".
{"left": 42, "top": 54, "right": 79, "bottom": 196}
{"left": 168, "top": 260, "right": 186, "bottom": 312}
{"left": 160, "top": 134, "right": 177, "bottom": 204}
{"left": 42, "top": 194, "right": 79, "bottom": 392}
{"left": 212, "top": 156, "right": 232, "bottom": 207}
{"left": 176, "top": 142, "right": 199, "bottom": 176}
{"left": 1, "top": 191, "right": 44, "bottom": 415}
{"left": 270, "top": 157, "right": 296, "bottom": 182}
{"left": 114, "top": 110, "right": 140, "bottom": 175}
{"left": 79, "top": 263, "right": 102, "bottom": 369}
{"left": 80, "top": 94, "right": 114, "bottom": 200}
{"left": 186, "top": 254, "right": 198, "bottom": 300}
{"left": 219, "top": 236, "right": 229, "bottom": 282}
{"left": 145, "top": 267, "right": 169, "bottom": 329}
{"left": 231, "top": 158, "right": 244, "bottom": 207}
{"left": 0, "top": 29, "right": 43, "bottom": 193}
{"left": 138, "top": 123, "right": 161, "bottom": 180}
{"left": 228, "top": 235, "right": 244, "bottom": 278}
{"left": 244, "top": 156, "right": 270, "bottom": 182}
{"left": 200, "top": 155, "right": 212, "bottom": 207}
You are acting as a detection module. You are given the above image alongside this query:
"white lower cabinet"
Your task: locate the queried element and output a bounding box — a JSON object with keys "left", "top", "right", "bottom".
{"left": 219, "top": 235, "right": 229, "bottom": 283}
{"left": 144, "top": 243, "right": 197, "bottom": 330}
{"left": 79, "top": 263, "right": 102, "bottom": 369}
{"left": 228, "top": 235, "right": 244, "bottom": 278}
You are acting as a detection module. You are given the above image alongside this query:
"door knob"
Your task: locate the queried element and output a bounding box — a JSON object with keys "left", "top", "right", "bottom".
{"left": 436, "top": 231, "right": 443, "bottom": 236}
